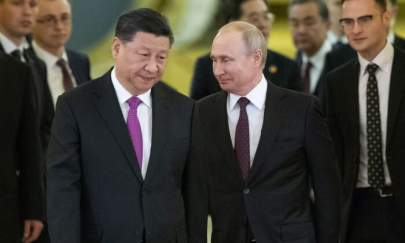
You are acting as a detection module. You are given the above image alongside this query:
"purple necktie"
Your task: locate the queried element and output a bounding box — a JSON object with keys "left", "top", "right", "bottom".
{"left": 235, "top": 97, "right": 250, "bottom": 180}
{"left": 127, "top": 96, "right": 143, "bottom": 169}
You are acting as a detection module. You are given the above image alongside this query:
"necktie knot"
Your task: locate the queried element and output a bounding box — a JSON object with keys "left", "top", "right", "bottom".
{"left": 366, "top": 63, "right": 379, "bottom": 75}
{"left": 127, "top": 96, "right": 142, "bottom": 109}
{"left": 56, "top": 58, "right": 67, "bottom": 67}
{"left": 238, "top": 97, "right": 250, "bottom": 109}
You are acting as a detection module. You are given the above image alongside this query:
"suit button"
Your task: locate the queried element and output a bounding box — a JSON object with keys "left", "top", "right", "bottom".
{"left": 243, "top": 188, "right": 250, "bottom": 194}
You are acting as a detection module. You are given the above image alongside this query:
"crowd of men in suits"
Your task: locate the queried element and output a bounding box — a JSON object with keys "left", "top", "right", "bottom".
{"left": 1, "top": 0, "right": 405, "bottom": 242}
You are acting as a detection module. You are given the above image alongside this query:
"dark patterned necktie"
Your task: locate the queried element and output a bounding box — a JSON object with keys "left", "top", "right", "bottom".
{"left": 235, "top": 97, "right": 250, "bottom": 180}
{"left": 56, "top": 58, "right": 74, "bottom": 91}
{"left": 302, "top": 61, "right": 313, "bottom": 93}
{"left": 366, "top": 63, "right": 385, "bottom": 189}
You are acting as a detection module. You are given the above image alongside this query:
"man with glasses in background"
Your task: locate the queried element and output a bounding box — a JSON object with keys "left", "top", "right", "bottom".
{"left": 32, "top": 0, "right": 91, "bottom": 108}
{"left": 324, "top": 0, "right": 405, "bottom": 241}
{"left": 190, "top": 0, "right": 301, "bottom": 100}
{"left": 288, "top": 0, "right": 332, "bottom": 98}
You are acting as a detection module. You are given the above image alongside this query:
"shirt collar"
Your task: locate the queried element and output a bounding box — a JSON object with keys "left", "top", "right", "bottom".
{"left": 302, "top": 40, "right": 332, "bottom": 70}
{"left": 358, "top": 41, "right": 394, "bottom": 76}
{"left": 0, "top": 31, "right": 29, "bottom": 54}
{"left": 33, "top": 41, "right": 68, "bottom": 67}
{"left": 111, "top": 67, "right": 152, "bottom": 108}
{"left": 228, "top": 75, "right": 267, "bottom": 111}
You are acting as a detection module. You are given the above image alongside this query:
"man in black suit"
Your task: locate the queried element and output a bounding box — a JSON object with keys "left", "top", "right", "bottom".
{"left": 190, "top": 0, "right": 301, "bottom": 100}
{"left": 47, "top": 8, "right": 193, "bottom": 243}
{"left": 288, "top": 0, "right": 332, "bottom": 98}
{"left": 324, "top": 0, "right": 405, "bottom": 241}
{"left": 0, "top": 53, "right": 44, "bottom": 243}
{"left": 0, "top": 0, "right": 52, "bottom": 152}
{"left": 186, "top": 21, "right": 340, "bottom": 243}
{"left": 32, "top": 0, "right": 91, "bottom": 106}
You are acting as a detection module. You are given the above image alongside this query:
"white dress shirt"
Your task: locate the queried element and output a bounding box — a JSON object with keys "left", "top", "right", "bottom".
{"left": 111, "top": 68, "right": 152, "bottom": 179}
{"left": 227, "top": 75, "right": 267, "bottom": 165}
{"left": 301, "top": 40, "right": 332, "bottom": 94}
{"left": 33, "top": 41, "right": 77, "bottom": 107}
{"left": 0, "top": 31, "right": 29, "bottom": 62}
{"left": 357, "top": 42, "right": 393, "bottom": 187}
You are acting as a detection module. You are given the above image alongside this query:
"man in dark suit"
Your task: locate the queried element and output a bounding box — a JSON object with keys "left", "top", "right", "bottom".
{"left": 47, "top": 8, "right": 193, "bottom": 243}
{"left": 0, "top": 0, "right": 52, "bottom": 152}
{"left": 0, "top": 53, "right": 45, "bottom": 243}
{"left": 288, "top": 0, "right": 332, "bottom": 98}
{"left": 32, "top": 0, "right": 91, "bottom": 103}
{"left": 186, "top": 21, "right": 340, "bottom": 243}
{"left": 190, "top": 0, "right": 301, "bottom": 100}
{"left": 324, "top": 0, "right": 405, "bottom": 241}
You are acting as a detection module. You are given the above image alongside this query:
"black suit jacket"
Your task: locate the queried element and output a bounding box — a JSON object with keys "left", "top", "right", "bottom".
{"left": 66, "top": 49, "right": 92, "bottom": 84}
{"left": 190, "top": 49, "right": 302, "bottom": 100}
{"left": 186, "top": 82, "right": 340, "bottom": 243}
{"left": 47, "top": 71, "right": 193, "bottom": 243}
{"left": 0, "top": 53, "right": 44, "bottom": 242}
{"left": 324, "top": 47, "right": 405, "bottom": 242}
{"left": 0, "top": 42, "right": 52, "bottom": 149}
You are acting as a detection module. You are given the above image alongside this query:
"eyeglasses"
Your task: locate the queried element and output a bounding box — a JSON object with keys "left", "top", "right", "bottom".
{"left": 36, "top": 14, "right": 71, "bottom": 27}
{"left": 339, "top": 13, "right": 382, "bottom": 29}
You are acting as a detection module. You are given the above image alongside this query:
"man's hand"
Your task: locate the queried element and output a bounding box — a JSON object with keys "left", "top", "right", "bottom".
{"left": 23, "top": 219, "right": 44, "bottom": 243}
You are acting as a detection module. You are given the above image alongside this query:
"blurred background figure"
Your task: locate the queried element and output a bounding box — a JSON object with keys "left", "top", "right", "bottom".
{"left": 288, "top": 0, "right": 331, "bottom": 98}
{"left": 32, "top": 0, "right": 91, "bottom": 107}
{"left": 0, "top": 0, "right": 51, "bottom": 152}
{"left": 325, "top": 0, "right": 347, "bottom": 47}
{"left": 190, "top": 0, "right": 301, "bottom": 100}
{"left": 387, "top": 0, "right": 405, "bottom": 50}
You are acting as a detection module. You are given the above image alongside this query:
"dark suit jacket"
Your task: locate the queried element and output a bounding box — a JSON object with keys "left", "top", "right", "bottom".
{"left": 66, "top": 49, "right": 92, "bottom": 84}
{"left": 0, "top": 53, "right": 44, "bottom": 242}
{"left": 186, "top": 82, "right": 340, "bottom": 243}
{"left": 47, "top": 71, "right": 193, "bottom": 243}
{"left": 190, "top": 49, "right": 302, "bottom": 100}
{"left": 324, "top": 47, "right": 405, "bottom": 242}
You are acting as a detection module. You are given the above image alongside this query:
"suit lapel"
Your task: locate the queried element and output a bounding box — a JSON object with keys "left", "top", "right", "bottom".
{"left": 143, "top": 83, "right": 171, "bottom": 183}
{"left": 386, "top": 49, "right": 405, "bottom": 148}
{"left": 93, "top": 72, "right": 143, "bottom": 182}
{"left": 248, "top": 82, "right": 284, "bottom": 182}
{"left": 209, "top": 91, "right": 244, "bottom": 181}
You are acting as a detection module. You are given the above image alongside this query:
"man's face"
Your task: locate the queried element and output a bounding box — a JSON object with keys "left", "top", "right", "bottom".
{"left": 239, "top": 0, "right": 272, "bottom": 40}
{"left": 0, "top": 0, "right": 38, "bottom": 42}
{"left": 112, "top": 32, "right": 171, "bottom": 95}
{"left": 288, "top": 2, "right": 329, "bottom": 56}
{"left": 211, "top": 31, "right": 261, "bottom": 95}
{"left": 340, "top": 0, "right": 390, "bottom": 60}
{"left": 32, "top": 0, "right": 71, "bottom": 52}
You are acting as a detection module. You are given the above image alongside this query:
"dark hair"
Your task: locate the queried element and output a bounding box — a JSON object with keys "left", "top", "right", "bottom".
{"left": 222, "top": 0, "right": 270, "bottom": 23}
{"left": 340, "top": 0, "right": 387, "bottom": 10}
{"left": 115, "top": 8, "right": 174, "bottom": 45}
{"left": 288, "top": 0, "right": 330, "bottom": 22}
